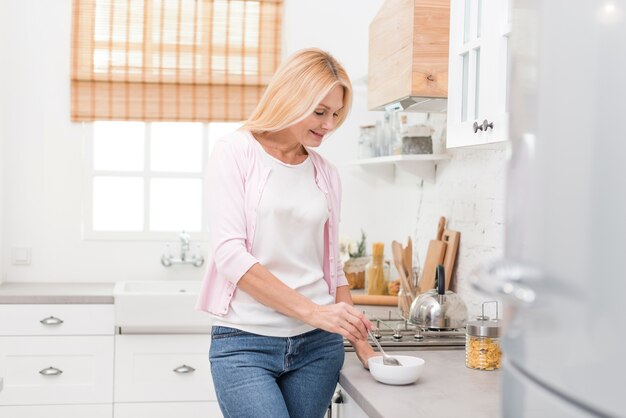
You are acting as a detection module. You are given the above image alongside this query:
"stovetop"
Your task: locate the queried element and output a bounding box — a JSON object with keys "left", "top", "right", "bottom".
{"left": 343, "top": 311, "right": 466, "bottom": 351}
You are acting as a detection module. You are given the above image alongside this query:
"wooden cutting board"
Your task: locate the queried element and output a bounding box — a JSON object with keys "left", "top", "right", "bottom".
{"left": 441, "top": 229, "right": 460, "bottom": 290}
{"left": 419, "top": 216, "right": 447, "bottom": 292}
{"left": 351, "top": 294, "right": 398, "bottom": 306}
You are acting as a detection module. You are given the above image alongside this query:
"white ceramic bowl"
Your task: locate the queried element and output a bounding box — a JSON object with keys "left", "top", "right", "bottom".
{"left": 368, "top": 355, "right": 425, "bottom": 385}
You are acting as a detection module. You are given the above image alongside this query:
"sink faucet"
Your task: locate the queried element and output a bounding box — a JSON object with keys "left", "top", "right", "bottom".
{"left": 161, "top": 230, "right": 204, "bottom": 268}
{"left": 179, "top": 231, "right": 191, "bottom": 260}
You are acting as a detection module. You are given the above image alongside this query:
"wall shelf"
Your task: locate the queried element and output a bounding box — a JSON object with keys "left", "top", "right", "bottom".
{"left": 346, "top": 154, "right": 450, "bottom": 183}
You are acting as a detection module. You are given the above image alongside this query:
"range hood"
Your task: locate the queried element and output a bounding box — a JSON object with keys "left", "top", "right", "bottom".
{"left": 367, "top": 0, "right": 450, "bottom": 113}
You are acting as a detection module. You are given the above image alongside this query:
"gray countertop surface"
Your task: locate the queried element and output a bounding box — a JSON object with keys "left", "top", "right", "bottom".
{"left": 0, "top": 282, "right": 114, "bottom": 304}
{"left": 340, "top": 349, "right": 501, "bottom": 418}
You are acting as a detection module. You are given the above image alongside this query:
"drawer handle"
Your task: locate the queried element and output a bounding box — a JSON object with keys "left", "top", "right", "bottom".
{"left": 40, "top": 316, "right": 64, "bottom": 326}
{"left": 173, "top": 364, "right": 196, "bottom": 374}
{"left": 39, "top": 366, "right": 63, "bottom": 376}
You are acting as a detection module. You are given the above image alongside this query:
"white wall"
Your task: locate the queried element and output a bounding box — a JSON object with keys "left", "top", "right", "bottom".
{"left": 1, "top": 0, "right": 506, "bottom": 314}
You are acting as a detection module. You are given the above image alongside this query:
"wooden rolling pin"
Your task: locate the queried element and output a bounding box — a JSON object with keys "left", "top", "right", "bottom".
{"left": 351, "top": 294, "right": 398, "bottom": 306}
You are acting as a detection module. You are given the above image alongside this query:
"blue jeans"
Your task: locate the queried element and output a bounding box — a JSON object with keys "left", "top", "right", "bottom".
{"left": 209, "top": 326, "right": 345, "bottom": 418}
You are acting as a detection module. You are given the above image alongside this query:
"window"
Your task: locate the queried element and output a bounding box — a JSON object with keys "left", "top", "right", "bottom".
{"left": 83, "top": 121, "right": 240, "bottom": 240}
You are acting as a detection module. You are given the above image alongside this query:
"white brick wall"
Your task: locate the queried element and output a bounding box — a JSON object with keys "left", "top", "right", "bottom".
{"left": 417, "top": 143, "right": 507, "bottom": 318}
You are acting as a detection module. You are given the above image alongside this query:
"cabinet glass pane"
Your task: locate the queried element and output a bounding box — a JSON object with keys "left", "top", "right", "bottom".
{"left": 93, "top": 176, "right": 144, "bottom": 231}
{"left": 474, "top": 47, "right": 481, "bottom": 119}
{"left": 504, "top": 35, "right": 510, "bottom": 112}
{"left": 461, "top": 52, "right": 469, "bottom": 122}
{"left": 463, "top": 0, "right": 471, "bottom": 43}
{"left": 506, "top": 0, "right": 512, "bottom": 24}
{"left": 476, "top": 0, "right": 482, "bottom": 38}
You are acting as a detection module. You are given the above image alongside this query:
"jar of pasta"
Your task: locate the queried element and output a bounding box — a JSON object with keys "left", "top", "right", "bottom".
{"left": 465, "top": 301, "right": 502, "bottom": 371}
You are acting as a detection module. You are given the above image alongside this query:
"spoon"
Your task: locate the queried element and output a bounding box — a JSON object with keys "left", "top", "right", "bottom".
{"left": 368, "top": 330, "right": 402, "bottom": 366}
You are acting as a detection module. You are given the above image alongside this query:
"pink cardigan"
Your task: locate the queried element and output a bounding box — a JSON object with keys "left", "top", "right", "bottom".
{"left": 195, "top": 130, "right": 348, "bottom": 316}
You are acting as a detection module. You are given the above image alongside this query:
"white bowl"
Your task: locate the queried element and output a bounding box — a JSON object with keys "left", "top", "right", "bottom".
{"left": 368, "top": 355, "right": 425, "bottom": 385}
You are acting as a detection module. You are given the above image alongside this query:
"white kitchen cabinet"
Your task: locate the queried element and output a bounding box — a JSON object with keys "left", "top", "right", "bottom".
{"left": 115, "top": 402, "right": 222, "bottom": 418}
{"left": 447, "top": 0, "right": 511, "bottom": 147}
{"left": 114, "top": 334, "right": 221, "bottom": 417}
{"left": 0, "top": 304, "right": 114, "bottom": 336}
{"left": 1, "top": 404, "right": 113, "bottom": 418}
{"left": 328, "top": 384, "right": 368, "bottom": 418}
{"left": 0, "top": 336, "right": 114, "bottom": 406}
{"left": 0, "top": 304, "right": 115, "bottom": 417}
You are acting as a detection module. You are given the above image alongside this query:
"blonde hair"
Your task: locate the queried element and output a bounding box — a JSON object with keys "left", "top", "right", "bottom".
{"left": 241, "top": 48, "right": 353, "bottom": 134}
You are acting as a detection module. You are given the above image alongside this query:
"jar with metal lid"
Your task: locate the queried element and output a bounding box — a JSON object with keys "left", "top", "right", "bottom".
{"left": 466, "top": 301, "right": 502, "bottom": 370}
{"left": 357, "top": 125, "right": 376, "bottom": 159}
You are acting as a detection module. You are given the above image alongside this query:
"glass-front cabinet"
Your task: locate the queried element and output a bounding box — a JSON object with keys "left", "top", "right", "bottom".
{"left": 447, "top": 0, "right": 511, "bottom": 147}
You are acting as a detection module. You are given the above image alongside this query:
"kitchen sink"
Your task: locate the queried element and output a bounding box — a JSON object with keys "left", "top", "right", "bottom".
{"left": 117, "top": 280, "right": 201, "bottom": 294}
{"left": 113, "top": 280, "right": 212, "bottom": 332}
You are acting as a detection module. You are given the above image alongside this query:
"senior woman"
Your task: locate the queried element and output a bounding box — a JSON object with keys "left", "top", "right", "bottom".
{"left": 196, "top": 48, "right": 376, "bottom": 418}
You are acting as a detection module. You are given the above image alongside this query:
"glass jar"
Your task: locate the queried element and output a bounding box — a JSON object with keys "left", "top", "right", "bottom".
{"left": 397, "top": 287, "right": 413, "bottom": 318}
{"left": 465, "top": 301, "right": 502, "bottom": 370}
{"left": 365, "top": 243, "right": 389, "bottom": 295}
{"left": 357, "top": 125, "right": 376, "bottom": 159}
{"left": 390, "top": 112, "right": 403, "bottom": 155}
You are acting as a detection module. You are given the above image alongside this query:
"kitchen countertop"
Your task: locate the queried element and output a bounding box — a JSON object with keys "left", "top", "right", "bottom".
{"left": 0, "top": 282, "right": 396, "bottom": 310}
{"left": 340, "top": 349, "right": 501, "bottom": 418}
{"left": 0, "top": 282, "right": 114, "bottom": 304}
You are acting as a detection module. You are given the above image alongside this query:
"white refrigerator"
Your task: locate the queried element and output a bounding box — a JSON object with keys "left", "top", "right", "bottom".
{"left": 475, "top": 1, "right": 626, "bottom": 417}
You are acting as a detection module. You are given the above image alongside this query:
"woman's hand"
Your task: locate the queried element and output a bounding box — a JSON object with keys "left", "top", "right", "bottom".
{"left": 350, "top": 338, "right": 380, "bottom": 369}
{"left": 311, "top": 302, "right": 373, "bottom": 342}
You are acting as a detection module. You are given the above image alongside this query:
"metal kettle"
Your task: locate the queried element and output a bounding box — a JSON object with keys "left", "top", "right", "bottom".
{"left": 409, "top": 264, "right": 468, "bottom": 329}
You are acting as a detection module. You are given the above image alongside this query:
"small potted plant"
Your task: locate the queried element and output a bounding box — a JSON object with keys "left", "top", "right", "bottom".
{"left": 341, "top": 231, "right": 368, "bottom": 289}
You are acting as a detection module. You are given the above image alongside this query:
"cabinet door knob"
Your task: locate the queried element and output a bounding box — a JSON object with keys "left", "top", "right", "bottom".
{"left": 173, "top": 364, "right": 196, "bottom": 374}
{"left": 40, "top": 316, "right": 64, "bottom": 326}
{"left": 39, "top": 366, "right": 63, "bottom": 376}
{"left": 482, "top": 119, "right": 494, "bottom": 131}
{"left": 473, "top": 121, "right": 483, "bottom": 133}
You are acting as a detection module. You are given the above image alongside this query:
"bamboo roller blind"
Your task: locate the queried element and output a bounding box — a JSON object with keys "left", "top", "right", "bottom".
{"left": 71, "top": 0, "right": 283, "bottom": 122}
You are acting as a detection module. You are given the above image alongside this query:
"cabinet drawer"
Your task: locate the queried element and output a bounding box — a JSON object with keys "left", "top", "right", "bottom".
{"left": 0, "top": 403, "right": 113, "bottom": 418}
{"left": 115, "top": 335, "right": 215, "bottom": 402}
{"left": 0, "top": 304, "right": 114, "bottom": 336}
{"left": 0, "top": 336, "right": 114, "bottom": 406}
{"left": 115, "top": 401, "right": 222, "bottom": 418}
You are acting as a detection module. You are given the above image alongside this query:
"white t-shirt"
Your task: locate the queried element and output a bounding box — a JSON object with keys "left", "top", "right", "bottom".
{"left": 212, "top": 140, "right": 334, "bottom": 337}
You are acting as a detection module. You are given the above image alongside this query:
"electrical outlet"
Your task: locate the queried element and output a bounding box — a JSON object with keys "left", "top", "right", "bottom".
{"left": 11, "top": 247, "right": 32, "bottom": 265}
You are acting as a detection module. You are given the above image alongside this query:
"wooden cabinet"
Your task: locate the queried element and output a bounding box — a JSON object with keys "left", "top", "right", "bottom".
{"left": 114, "top": 334, "right": 221, "bottom": 417}
{"left": 446, "top": 0, "right": 511, "bottom": 147}
{"left": 368, "top": 0, "right": 450, "bottom": 112}
{"left": 0, "top": 304, "right": 115, "bottom": 417}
